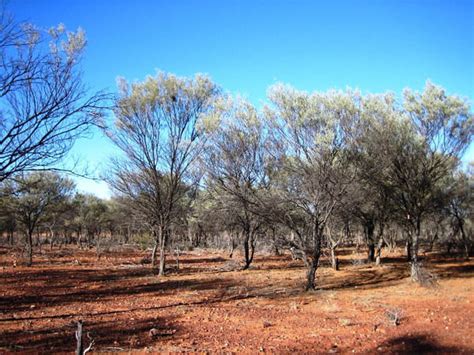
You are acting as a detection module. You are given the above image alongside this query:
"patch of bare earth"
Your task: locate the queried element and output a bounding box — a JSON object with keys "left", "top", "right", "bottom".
{"left": 0, "top": 246, "right": 473, "bottom": 353}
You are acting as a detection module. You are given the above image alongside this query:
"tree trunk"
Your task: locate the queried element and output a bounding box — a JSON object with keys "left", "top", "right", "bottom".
{"left": 151, "top": 228, "right": 159, "bottom": 267}
{"left": 49, "top": 228, "right": 55, "bottom": 251}
{"left": 406, "top": 238, "right": 412, "bottom": 261}
{"left": 273, "top": 243, "right": 281, "bottom": 256}
{"left": 271, "top": 228, "right": 281, "bottom": 256}
{"left": 77, "top": 231, "right": 83, "bottom": 249}
{"left": 375, "top": 225, "right": 385, "bottom": 266}
{"left": 151, "top": 239, "right": 159, "bottom": 266}
{"left": 249, "top": 236, "right": 256, "bottom": 264}
{"left": 428, "top": 232, "right": 437, "bottom": 252}
{"left": 411, "top": 219, "right": 420, "bottom": 263}
{"left": 446, "top": 238, "right": 454, "bottom": 255}
{"left": 365, "top": 220, "right": 375, "bottom": 262}
{"left": 410, "top": 219, "right": 421, "bottom": 280}
{"left": 306, "top": 260, "right": 317, "bottom": 290}
{"left": 96, "top": 234, "right": 102, "bottom": 260}
{"left": 458, "top": 221, "right": 470, "bottom": 259}
{"left": 175, "top": 247, "right": 180, "bottom": 270}
{"left": 375, "top": 236, "right": 384, "bottom": 266}
{"left": 242, "top": 231, "right": 251, "bottom": 270}
{"left": 87, "top": 232, "right": 93, "bottom": 249}
{"left": 306, "top": 223, "right": 322, "bottom": 291}
{"left": 229, "top": 232, "right": 236, "bottom": 258}
{"left": 124, "top": 225, "right": 130, "bottom": 244}
{"left": 305, "top": 252, "right": 321, "bottom": 290}
{"left": 158, "top": 228, "right": 168, "bottom": 276}
{"left": 368, "top": 243, "right": 375, "bottom": 262}
{"left": 158, "top": 245, "right": 166, "bottom": 275}
{"left": 330, "top": 246, "right": 339, "bottom": 271}
{"left": 26, "top": 230, "right": 33, "bottom": 267}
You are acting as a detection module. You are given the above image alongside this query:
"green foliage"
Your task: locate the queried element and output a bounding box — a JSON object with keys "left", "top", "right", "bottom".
{"left": 12, "top": 172, "right": 75, "bottom": 231}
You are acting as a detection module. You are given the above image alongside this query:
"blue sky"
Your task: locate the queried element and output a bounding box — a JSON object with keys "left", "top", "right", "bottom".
{"left": 10, "top": 0, "right": 474, "bottom": 198}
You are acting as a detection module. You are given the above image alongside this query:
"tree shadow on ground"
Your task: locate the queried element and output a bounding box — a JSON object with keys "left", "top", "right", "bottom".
{"left": 177, "top": 256, "right": 227, "bottom": 264}
{"left": 0, "top": 315, "right": 179, "bottom": 352}
{"left": 374, "top": 334, "right": 470, "bottom": 354}
{"left": 247, "top": 253, "right": 473, "bottom": 293}
{"left": 1, "top": 251, "right": 473, "bottom": 352}
{"left": 0, "top": 265, "right": 154, "bottom": 284}
{"left": 319, "top": 263, "right": 410, "bottom": 291}
{"left": 1, "top": 253, "right": 472, "bottom": 314}
{"left": 0, "top": 271, "right": 236, "bottom": 315}
{"left": 431, "top": 263, "right": 474, "bottom": 279}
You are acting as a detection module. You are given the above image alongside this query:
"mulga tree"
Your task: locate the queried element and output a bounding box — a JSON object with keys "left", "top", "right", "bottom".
{"left": 0, "top": 185, "right": 17, "bottom": 245}
{"left": 201, "top": 97, "right": 267, "bottom": 269}
{"left": 360, "top": 82, "right": 472, "bottom": 279}
{"left": 13, "top": 172, "right": 75, "bottom": 265}
{"left": 186, "top": 189, "right": 217, "bottom": 249}
{"left": 107, "top": 195, "right": 140, "bottom": 245}
{"left": 263, "top": 85, "right": 356, "bottom": 290}
{"left": 106, "top": 72, "right": 219, "bottom": 275}
{"left": 40, "top": 191, "right": 75, "bottom": 249}
{"left": 77, "top": 194, "right": 109, "bottom": 249}
{"left": 445, "top": 168, "right": 473, "bottom": 258}
{"left": 400, "top": 84, "right": 471, "bottom": 277}
{"left": 348, "top": 93, "right": 399, "bottom": 264}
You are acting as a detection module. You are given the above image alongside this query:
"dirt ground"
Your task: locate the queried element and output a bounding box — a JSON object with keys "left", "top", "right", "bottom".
{"left": 0, "top": 246, "right": 473, "bottom": 354}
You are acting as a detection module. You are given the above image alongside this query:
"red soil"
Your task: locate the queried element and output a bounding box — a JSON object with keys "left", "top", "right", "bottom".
{"left": 0, "top": 246, "right": 473, "bottom": 353}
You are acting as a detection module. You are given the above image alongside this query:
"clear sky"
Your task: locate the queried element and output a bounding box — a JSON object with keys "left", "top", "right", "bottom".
{"left": 9, "top": 0, "right": 474, "bottom": 199}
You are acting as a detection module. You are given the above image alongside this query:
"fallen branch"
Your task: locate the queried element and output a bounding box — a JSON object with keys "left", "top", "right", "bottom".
{"left": 75, "top": 320, "right": 94, "bottom": 355}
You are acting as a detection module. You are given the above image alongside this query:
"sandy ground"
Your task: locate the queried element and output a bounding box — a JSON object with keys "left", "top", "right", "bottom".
{"left": 0, "top": 246, "right": 473, "bottom": 353}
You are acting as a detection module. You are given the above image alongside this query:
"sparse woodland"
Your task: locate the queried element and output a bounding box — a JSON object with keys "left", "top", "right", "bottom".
{"left": 2, "top": 70, "right": 472, "bottom": 289}
{"left": 0, "top": 7, "right": 473, "bottom": 354}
